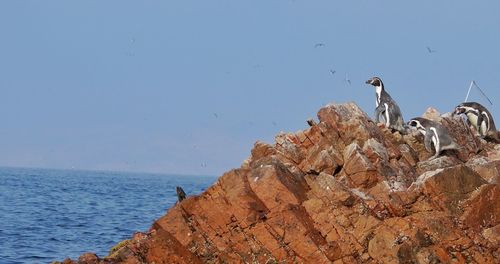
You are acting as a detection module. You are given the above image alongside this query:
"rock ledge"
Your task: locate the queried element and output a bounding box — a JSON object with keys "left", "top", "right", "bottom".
{"left": 58, "top": 103, "right": 499, "bottom": 264}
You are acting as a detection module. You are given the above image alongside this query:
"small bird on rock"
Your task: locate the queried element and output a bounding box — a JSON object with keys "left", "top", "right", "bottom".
{"left": 176, "top": 186, "right": 186, "bottom": 202}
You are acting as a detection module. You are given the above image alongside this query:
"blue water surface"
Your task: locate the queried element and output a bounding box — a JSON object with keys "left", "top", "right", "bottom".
{"left": 0, "top": 167, "right": 216, "bottom": 264}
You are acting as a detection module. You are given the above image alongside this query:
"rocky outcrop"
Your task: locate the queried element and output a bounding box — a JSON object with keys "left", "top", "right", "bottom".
{"left": 59, "top": 103, "right": 499, "bottom": 264}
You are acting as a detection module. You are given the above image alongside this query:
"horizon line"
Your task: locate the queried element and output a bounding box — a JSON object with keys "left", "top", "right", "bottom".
{"left": 0, "top": 165, "right": 217, "bottom": 178}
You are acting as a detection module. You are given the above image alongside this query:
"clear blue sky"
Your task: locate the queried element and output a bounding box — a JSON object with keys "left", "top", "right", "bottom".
{"left": 1, "top": 1, "right": 499, "bottom": 176}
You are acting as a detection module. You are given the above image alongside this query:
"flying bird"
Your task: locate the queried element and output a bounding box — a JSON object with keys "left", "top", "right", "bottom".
{"left": 213, "top": 113, "right": 218, "bottom": 118}
{"left": 426, "top": 46, "right": 436, "bottom": 53}
{"left": 314, "top": 43, "right": 325, "bottom": 48}
{"left": 329, "top": 69, "right": 336, "bottom": 75}
{"left": 344, "top": 73, "right": 351, "bottom": 86}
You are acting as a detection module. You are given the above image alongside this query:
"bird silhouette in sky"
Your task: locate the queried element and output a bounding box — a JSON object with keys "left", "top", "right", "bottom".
{"left": 426, "top": 46, "right": 436, "bottom": 53}
{"left": 344, "top": 73, "right": 351, "bottom": 86}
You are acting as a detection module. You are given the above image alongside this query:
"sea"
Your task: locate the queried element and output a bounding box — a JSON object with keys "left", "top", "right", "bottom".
{"left": 0, "top": 167, "right": 216, "bottom": 264}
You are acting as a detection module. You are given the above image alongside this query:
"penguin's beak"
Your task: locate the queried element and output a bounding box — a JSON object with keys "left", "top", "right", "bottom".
{"left": 453, "top": 108, "right": 464, "bottom": 116}
{"left": 365, "top": 79, "right": 372, "bottom": 85}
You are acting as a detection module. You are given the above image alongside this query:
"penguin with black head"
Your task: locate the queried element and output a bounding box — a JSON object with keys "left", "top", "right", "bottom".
{"left": 365, "top": 77, "right": 405, "bottom": 133}
{"left": 454, "top": 102, "right": 499, "bottom": 142}
{"left": 407, "top": 117, "right": 460, "bottom": 160}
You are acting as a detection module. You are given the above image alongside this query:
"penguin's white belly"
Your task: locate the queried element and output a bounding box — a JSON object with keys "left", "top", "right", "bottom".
{"left": 430, "top": 127, "right": 440, "bottom": 153}
{"left": 467, "top": 113, "right": 479, "bottom": 129}
{"left": 375, "top": 87, "right": 382, "bottom": 107}
{"left": 384, "top": 103, "right": 390, "bottom": 127}
{"left": 481, "top": 121, "right": 488, "bottom": 135}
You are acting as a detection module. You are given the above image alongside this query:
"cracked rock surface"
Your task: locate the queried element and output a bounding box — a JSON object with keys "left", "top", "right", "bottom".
{"left": 58, "top": 103, "right": 499, "bottom": 264}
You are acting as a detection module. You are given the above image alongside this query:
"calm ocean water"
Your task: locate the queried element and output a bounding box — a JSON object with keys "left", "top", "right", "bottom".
{"left": 0, "top": 167, "right": 216, "bottom": 264}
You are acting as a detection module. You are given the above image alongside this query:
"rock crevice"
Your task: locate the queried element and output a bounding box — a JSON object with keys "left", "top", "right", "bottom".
{"left": 60, "top": 103, "right": 499, "bottom": 264}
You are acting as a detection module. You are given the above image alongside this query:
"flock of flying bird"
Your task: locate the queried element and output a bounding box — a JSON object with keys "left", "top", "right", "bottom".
{"left": 180, "top": 42, "right": 492, "bottom": 199}
{"left": 365, "top": 76, "right": 498, "bottom": 160}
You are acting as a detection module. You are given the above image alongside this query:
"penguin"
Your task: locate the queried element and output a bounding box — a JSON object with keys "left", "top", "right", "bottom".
{"left": 365, "top": 77, "right": 405, "bottom": 132}
{"left": 453, "top": 102, "right": 499, "bottom": 142}
{"left": 407, "top": 117, "right": 460, "bottom": 160}
{"left": 176, "top": 186, "right": 186, "bottom": 202}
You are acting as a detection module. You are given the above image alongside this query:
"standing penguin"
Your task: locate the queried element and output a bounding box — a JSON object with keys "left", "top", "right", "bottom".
{"left": 454, "top": 102, "right": 499, "bottom": 142}
{"left": 407, "top": 117, "right": 459, "bottom": 160}
{"left": 365, "top": 77, "right": 405, "bottom": 132}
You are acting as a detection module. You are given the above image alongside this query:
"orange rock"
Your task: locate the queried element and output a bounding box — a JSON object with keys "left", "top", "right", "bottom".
{"left": 482, "top": 224, "right": 500, "bottom": 245}
{"left": 363, "top": 138, "right": 389, "bottom": 164}
{"left": 299, "top": 145, "right": 343, "bottom": 175}
{"left": 411, "top": 165, "right": 487, "bottom": 214}
{"left": 421, "top": 107, "right": 442, "bottom": 122}
{"left": 468, "top": 158, "right": 500, "bottom": 183}
{"left": 64, "top": 103, "right": 500, "bottom": 263}
{"left": 77, "top": 253, "right": 100, "bottom": 264}
{"left": 368, "top": 225, "right": 400, "bottom": 263}
{"left": 461, "top": 184, "right": 499, "bottom": 231}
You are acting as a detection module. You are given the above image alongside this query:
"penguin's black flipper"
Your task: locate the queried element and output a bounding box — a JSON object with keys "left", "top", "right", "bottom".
{"left": 423, "top": 128, "right": 435, "bottom": 154}
{"left": 477, "top": 113, "right": 485, "bottom": 136}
